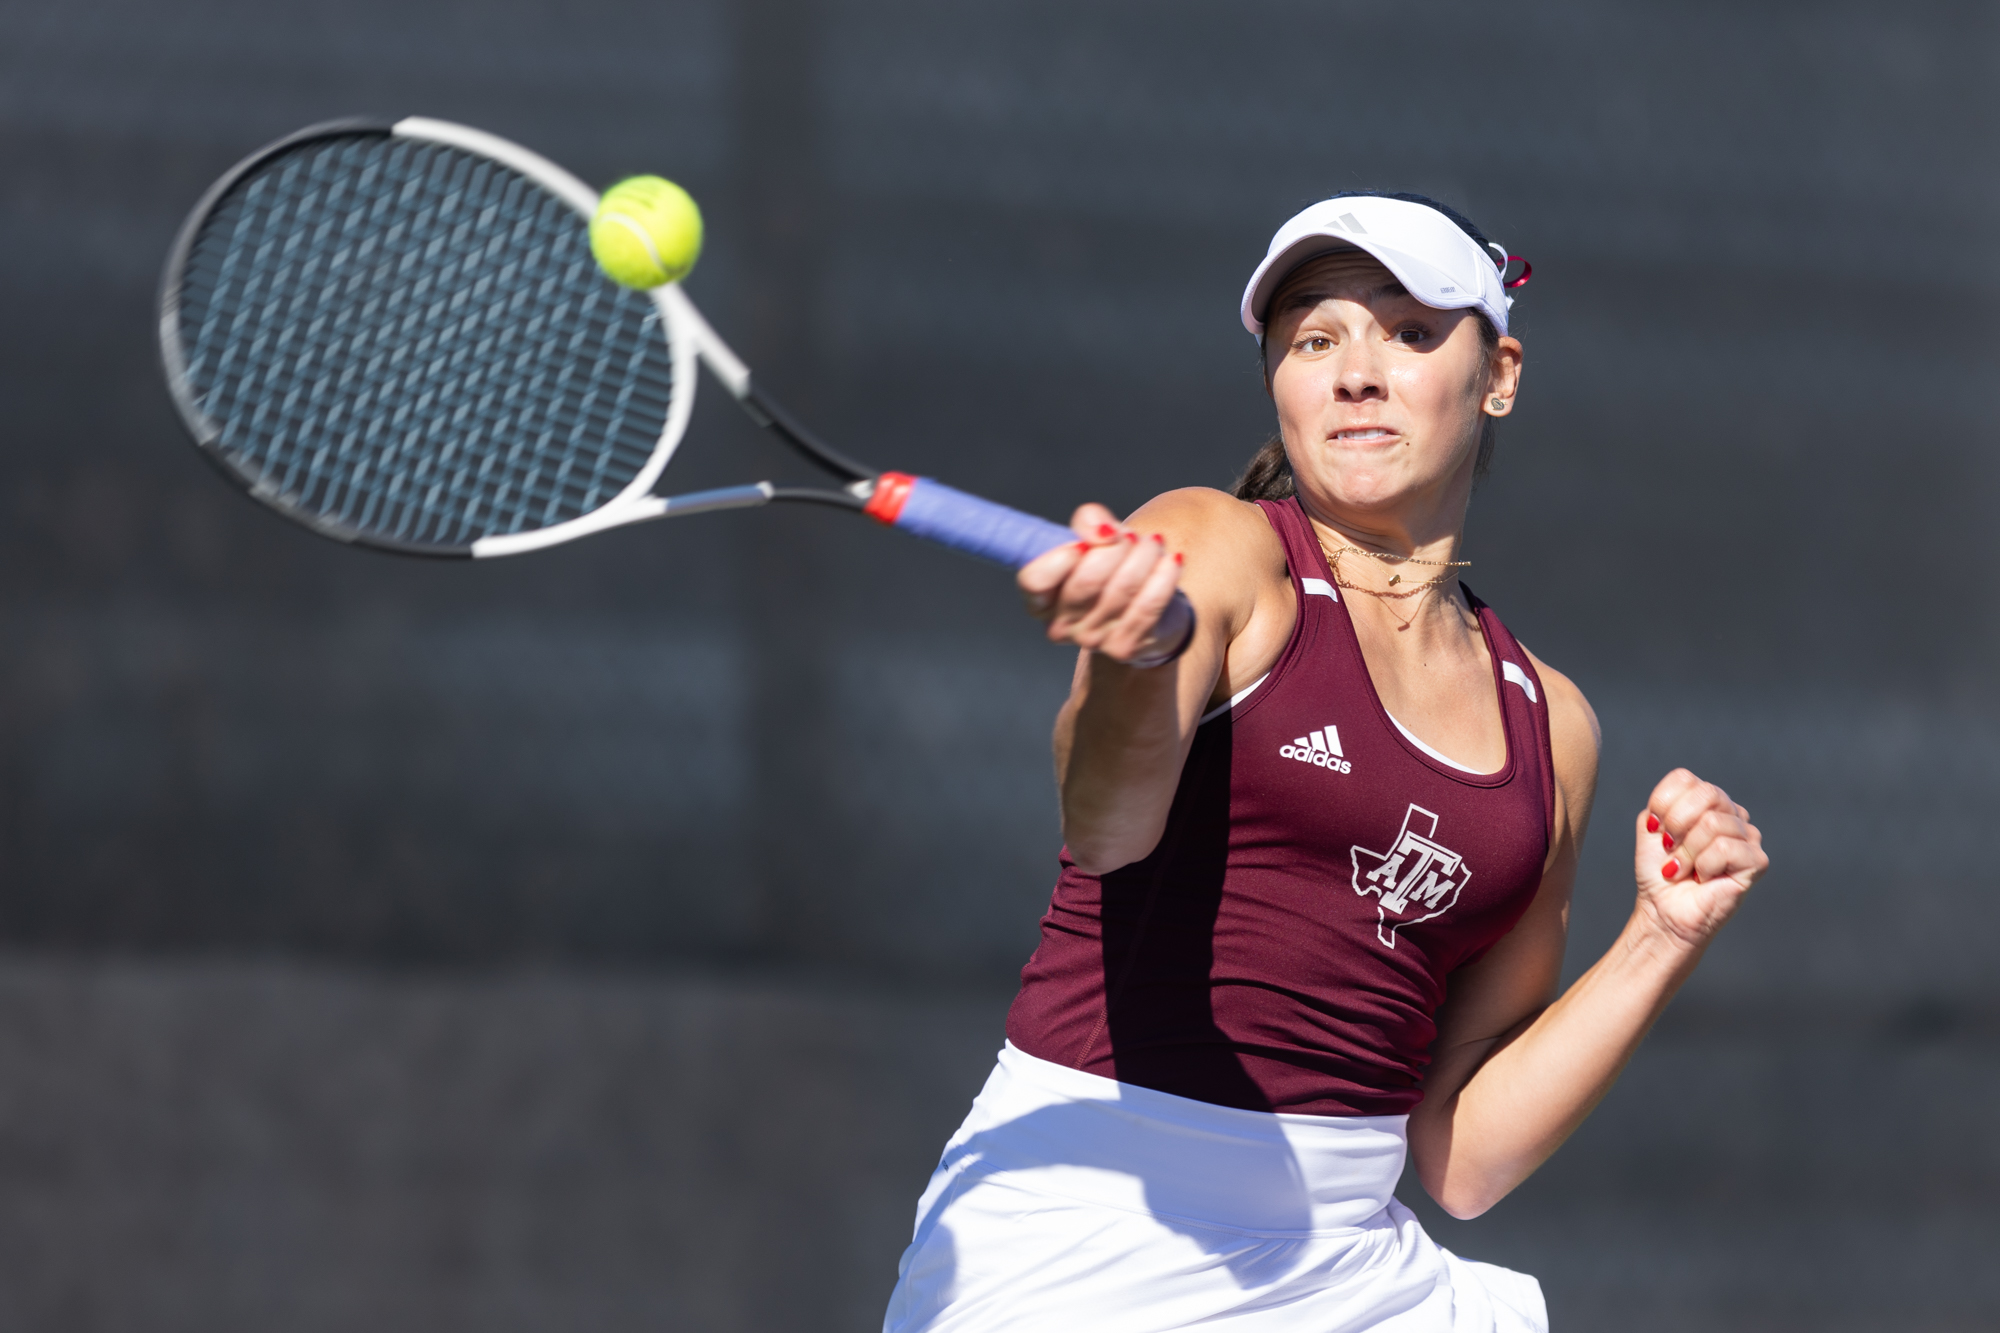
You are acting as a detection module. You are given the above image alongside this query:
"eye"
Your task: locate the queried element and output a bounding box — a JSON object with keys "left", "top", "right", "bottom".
{"left": 1393, "top": 326, "right": 1430, "bottom": 345}
{"left": 1295, "top": 335, "right": 1335, "bottom": 354}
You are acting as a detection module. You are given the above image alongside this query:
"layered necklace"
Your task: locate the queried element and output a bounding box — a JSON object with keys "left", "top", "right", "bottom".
{"left": 1314, "top": 530, "right": 1471, "bottom": 631}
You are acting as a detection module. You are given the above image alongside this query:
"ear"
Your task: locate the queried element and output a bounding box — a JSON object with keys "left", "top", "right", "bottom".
{"left": 1482, "top": 336, "right": 1524, "bottom": 416}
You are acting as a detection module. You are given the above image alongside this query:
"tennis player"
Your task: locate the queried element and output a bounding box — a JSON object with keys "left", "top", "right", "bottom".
{"left": 883, "top": 193, "right": 1769, "bottom": 1332}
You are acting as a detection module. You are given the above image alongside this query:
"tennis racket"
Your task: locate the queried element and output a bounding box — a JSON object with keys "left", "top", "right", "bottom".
{"left": 155, "top": 115, "right": 1195, "bottom": 651}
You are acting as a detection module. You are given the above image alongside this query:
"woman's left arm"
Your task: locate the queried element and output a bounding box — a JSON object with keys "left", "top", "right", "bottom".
{"left": 1406, "top": 661, "right": 1769, "bottom": 1219}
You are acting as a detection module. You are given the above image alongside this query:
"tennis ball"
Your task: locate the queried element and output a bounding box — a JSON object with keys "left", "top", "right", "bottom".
{"left": 590, "top": 175, "right": 703, "bottom": 289}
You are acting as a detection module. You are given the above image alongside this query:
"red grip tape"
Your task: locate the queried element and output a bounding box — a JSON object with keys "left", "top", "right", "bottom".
{"left": 864, "top": 471, "right": 917, "bottom": 525}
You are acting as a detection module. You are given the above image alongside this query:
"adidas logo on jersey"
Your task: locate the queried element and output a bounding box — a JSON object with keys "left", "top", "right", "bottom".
{"left": 1280, "top": 725, "right": 1352, "bottom": 774}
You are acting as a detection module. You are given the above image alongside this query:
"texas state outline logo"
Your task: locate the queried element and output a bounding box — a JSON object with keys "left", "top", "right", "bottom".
{"left": 1350, "top": 804, "right": 1472, "bottom": 948}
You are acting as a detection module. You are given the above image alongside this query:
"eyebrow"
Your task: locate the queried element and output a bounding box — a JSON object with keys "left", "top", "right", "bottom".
{"left": 1277, "top": 280, "right": 1411, "bottom": 313}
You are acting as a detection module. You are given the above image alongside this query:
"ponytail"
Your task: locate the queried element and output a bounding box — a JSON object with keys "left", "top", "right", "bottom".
{"left": 1232, "top": 434, "right": 1295, "bottom": 501}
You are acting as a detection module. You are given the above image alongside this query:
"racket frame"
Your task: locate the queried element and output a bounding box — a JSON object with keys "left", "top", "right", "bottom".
{"left": 157, "top": 116, "right": 875, "bottom": 560}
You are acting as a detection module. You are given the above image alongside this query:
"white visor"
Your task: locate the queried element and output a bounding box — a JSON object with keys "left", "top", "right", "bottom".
{"left": 1240, "top": 195, "right": 1513, "bottom": 338}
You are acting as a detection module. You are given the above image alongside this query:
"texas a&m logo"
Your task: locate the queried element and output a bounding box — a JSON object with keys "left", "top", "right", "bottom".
{"left": 1350, "top": 804, "right": 1471, "bottom": 948}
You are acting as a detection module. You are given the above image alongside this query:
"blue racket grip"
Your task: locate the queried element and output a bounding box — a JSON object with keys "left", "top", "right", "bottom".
{"left": 864, "top": 473, "right": 1198, "bottom": 664}
{"left": 866, "top": 473, "right": 1076, "bottom": 568}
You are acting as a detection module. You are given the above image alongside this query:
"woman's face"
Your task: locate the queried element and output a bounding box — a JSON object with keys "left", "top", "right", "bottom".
{"left": 1262, "top": 249, "right": 1519, "bottom": 527}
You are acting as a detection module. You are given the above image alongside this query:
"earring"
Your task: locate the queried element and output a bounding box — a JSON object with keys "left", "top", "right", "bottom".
{"left": 1489, "top": 397, "right": 1506, "bottom": 411}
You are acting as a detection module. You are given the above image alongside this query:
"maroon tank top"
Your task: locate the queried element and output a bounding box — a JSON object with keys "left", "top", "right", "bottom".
{"left": 1006, "top": 498, "right": 1556, "bottom": 1117}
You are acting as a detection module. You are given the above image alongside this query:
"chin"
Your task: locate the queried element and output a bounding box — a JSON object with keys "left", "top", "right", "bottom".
{"left": 1322, "top": 474, "right": 1417, "bottom": 511}
{"left": 1309, "top": 456, "right": 1460, "bottom": 511}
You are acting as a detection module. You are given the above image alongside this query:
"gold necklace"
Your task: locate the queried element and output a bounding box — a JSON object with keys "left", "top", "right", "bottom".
{"left": 1315, "top": 534, "right": 1470, "bottom": 630}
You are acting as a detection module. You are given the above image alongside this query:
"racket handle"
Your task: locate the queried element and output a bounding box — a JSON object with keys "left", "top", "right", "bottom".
{"left": 863, "top": 472, "right": 1197, "bottom": 665}
{"left": 864, "top": 472, "right": 1076, "bottom": 568}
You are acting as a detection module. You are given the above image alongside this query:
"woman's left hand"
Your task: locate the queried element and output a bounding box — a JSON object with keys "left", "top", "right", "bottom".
{"left": 1634, "top": 768, "right": 1768, "bottom": 948}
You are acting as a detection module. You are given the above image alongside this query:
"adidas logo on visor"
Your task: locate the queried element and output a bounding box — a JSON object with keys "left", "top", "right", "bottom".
{"left": 1279, "top": 725, "right": 1352, "bottom": 775}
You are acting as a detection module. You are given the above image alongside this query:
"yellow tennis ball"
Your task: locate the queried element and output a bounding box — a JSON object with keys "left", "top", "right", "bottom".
{"left": 590, "top": 175, "right": 703, "bottom": 289}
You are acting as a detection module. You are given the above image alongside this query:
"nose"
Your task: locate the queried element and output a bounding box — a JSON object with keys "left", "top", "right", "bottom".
{"left": 1332, "top": 343, "right": 1387, "bottom": 404}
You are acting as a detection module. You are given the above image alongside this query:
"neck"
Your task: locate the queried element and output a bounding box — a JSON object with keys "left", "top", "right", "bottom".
{"left": 1297, "top": 497, "right": 1474, "bottom": 643}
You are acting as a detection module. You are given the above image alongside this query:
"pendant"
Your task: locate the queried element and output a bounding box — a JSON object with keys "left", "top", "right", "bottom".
{"left": 1389, "top": 574, "right": 1402, "bottom": 585}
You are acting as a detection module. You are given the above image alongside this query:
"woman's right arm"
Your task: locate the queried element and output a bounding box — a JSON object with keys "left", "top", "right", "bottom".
{"left": 1018, "top": 488, "right": 1284, "bottom": 874}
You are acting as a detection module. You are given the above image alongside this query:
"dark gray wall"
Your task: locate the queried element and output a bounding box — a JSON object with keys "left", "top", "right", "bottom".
{"left": 0, "top": 1, "right": 1996, "bottom": 1328}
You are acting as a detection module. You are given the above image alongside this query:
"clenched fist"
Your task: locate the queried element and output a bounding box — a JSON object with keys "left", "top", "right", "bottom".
{"left": 1634, "top": 768, "right": 1768, "bottom": 947}
{"left": 1018, "top": 502, "right": 1193, "bottom": 667}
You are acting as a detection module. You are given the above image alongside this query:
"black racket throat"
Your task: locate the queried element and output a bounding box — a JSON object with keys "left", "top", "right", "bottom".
{"left": 738, "top": 386, "right": 874, "bottom": 485}
{"left": 768, "top": 485, "right": 870, "bottom": 511}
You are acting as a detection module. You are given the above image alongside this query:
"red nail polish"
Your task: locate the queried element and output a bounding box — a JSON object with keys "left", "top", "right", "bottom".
{"left": 1661, "top": 858, "right": 1679, "bottom": 879}
{"left": 1073, "top": 541, "right": 1090, "bottom": 552}
{"left": 1645, "top": 814, "right": 1659, "bottom": 833}
{"left": 1661, "top": 832, "right": 1674, "bottom": 851}
{"left": 1152, "top": 533, "right": 1166, "bottom": 545}
{"left": 1173, "top": 553, "right": 1184, "bottom": 566}
{"left": 1098, "top": 523, "right": 1117, "bottom": 538}
{"left": 1125, "top": 532, "right": 1138, "bottom": 543}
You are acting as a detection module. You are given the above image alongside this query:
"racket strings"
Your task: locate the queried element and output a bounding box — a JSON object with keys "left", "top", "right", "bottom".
{"left": 175, "top": 134, "right": 677, "bottom": 547}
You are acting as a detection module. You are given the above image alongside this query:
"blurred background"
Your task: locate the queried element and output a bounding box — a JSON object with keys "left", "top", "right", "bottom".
{"left": 1, "top": 0, "right": 1996, "bottom": 1328}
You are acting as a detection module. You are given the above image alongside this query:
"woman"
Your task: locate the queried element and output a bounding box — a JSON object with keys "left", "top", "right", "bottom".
{"left": 883, "top": 193, "right": 1768, "bottom": 1332}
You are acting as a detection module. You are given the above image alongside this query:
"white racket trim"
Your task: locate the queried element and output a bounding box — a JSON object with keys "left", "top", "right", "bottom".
{"left": 392, "top": 117, "right": 600, "bottom": 218}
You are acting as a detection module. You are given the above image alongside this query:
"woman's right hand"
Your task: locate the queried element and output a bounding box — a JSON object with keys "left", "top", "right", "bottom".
{"left": 1018, "top": 503, "right": 1189, "bottom": 666}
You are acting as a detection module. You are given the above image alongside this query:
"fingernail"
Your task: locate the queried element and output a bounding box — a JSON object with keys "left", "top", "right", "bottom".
{"left": 1661, "top": 832, "right": 1674, "bottom": 851}
{"left": 1125, "top": 532, "right": 1138, "bottom": 543}
{"left": 1661, "top": 858, "right": 1680, "bottom": 879}
{"left": 1645, "top": 814, "right": 1659, "bottom": 833}
{"left": 1152, "top": 533, "right": 1166, "bottom": 545}
{"left": 1097, "top": 523, "right": 1117, "bottom": 538}
{"left": 1074, "top": 540, "right": 1090, "bottom": 552}
{"left": 1173, "top": 553, "right": 1184, "bottom": 566}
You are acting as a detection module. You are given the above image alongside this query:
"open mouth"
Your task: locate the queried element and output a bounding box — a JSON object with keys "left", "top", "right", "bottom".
{"left": 1333, "top": 428, "right": 1397, "bottom": 442}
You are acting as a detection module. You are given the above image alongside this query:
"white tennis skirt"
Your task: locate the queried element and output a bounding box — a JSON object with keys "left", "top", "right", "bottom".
{"left": 883, "top": 1043, "right": 1545, "bottom": 1333}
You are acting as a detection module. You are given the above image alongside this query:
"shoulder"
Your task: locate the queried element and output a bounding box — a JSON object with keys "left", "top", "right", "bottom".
{"left": 1128, "top": 486, "right": 1281, "bottom": 541}
{"left": 1521, "top": 646, "right": 1601, "bottom": 835}
{"left": 1129, "top": 487, "right": 1291, "bottom": 650}
{"left": 1129, "top": 488, "right": 1287, "bottom": 577}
